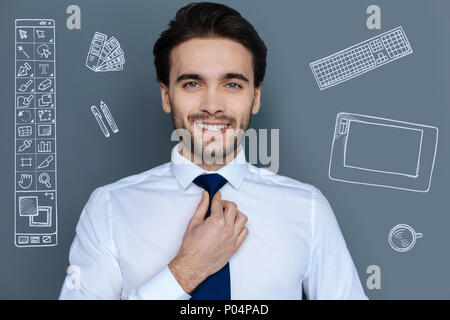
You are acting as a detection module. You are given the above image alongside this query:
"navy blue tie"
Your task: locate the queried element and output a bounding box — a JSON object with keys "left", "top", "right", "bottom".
{"left": 190, "top": 173, "right": 230, "bottom": 300}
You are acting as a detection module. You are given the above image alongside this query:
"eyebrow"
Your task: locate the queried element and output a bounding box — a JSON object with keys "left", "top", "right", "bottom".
{"left": 175, "top": 73, "right": 249, "bottom": 83}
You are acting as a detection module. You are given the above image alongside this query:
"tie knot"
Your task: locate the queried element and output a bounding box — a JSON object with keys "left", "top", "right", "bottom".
{"left": 193, "top": 173, "right": 227, "bottom": 197}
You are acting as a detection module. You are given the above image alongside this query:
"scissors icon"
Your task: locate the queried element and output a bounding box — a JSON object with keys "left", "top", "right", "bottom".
{"left": 38, "top": 173, "right": 51, "bottom": 188}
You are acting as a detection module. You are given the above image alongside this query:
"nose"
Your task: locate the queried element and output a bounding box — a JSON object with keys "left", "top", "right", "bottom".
{"left": 199, "top": 87, "right": 225, "bottom": 115}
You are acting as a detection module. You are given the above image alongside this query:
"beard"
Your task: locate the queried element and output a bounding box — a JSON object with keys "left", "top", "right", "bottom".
{"left": 169, "top": 95, "right": 253, "bottom": 165}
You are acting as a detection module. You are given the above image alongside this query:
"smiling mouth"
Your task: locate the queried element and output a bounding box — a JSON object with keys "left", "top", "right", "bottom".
{"left": 194, "top": 120, "right": 232, "bottom": 133}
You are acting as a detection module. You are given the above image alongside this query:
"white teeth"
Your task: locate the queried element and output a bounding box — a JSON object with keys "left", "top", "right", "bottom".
{"left": 196, "top": 122, "right": 228, "bottom": 131}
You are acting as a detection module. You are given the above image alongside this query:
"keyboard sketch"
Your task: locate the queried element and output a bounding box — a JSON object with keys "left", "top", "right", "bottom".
{"left": 329, "top": 113, "right": 438, "bottom": 192}
{"left": 310, "top": 27, "right": 413, "bottom": 90}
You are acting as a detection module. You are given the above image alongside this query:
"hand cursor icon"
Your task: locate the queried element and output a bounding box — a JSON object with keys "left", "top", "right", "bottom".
{"left": 18, "top": 173, "right": 33, "bottom": 189}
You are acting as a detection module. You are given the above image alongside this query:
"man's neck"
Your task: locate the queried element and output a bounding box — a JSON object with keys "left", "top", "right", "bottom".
{"left": 177, "top": 143, "right": 239, "bottom": 171}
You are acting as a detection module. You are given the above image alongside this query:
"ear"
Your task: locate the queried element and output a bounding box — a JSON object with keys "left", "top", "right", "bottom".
{"left": 251, "top": 83, "right": 262, "bottom": 115}
{"left": 160, "top": 82, "right": 172, "bottom": 114}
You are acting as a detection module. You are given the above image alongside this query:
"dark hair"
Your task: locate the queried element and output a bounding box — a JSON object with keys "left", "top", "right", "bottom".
{"left": 153, "top": 2, "right": 267, "bottom": 87}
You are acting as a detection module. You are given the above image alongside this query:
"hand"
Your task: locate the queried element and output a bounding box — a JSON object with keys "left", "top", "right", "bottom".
{"left": 18, "top": 173, "right": 33, "bottom": 189}
{"left": 169, "top": 191, "right": 249, "bottom": 294}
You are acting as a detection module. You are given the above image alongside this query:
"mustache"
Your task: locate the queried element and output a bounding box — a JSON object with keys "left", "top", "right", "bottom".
{"left": 187, "top": 113, "right": 236, "bottom": 125}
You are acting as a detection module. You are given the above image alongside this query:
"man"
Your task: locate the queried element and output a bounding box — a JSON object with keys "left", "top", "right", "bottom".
{"left": 59, "top": 2, "right": 367, "bottom": 300}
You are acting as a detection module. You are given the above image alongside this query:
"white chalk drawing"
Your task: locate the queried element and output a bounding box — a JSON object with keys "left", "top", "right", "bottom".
{"left": 37, "top": 44, "right": 52, "bottom": 58}
{"left": 37, "top": 109, "right": 54, "bottom": 122}
{"left": 310, "top": 27, "right": 412, "bottom": 90}
{"left": 19, "top": 156, "right": 32, "bottom": 167}
{"left": 17, "top": 45, "right": 30, "bottom": 58}
{"left": 38, "top": 94, "right": 53, "bottom": 107}
{"left": 329, "top": 113, "right": 438, "bottom": 192}
{"left": 17, "top": 94, "right": 34, "bottom": 108}
{"left": 18, "top": 79, "right": 33, "bottom": 92}
{"left": 36, "top": 30, "right": 45, "bottom": 39}
{"left": 37, "top": 124, "right": 52, "bottom": 136}
{"left": 18, "top": 196, "right": 38, "bottom": 216}
{"left": 37, "top": 78, "right": 53, "bottom": 91}
{"left": 38, "top": 63, "right": 50, "bottom": 75}
{"left": 18, "top": 140, "right": 32, "bottom": 152}
{"left": 86, "top": 32, "right": 125, "bottom": 72}
{"left": 37, "top": 155, "right": 54, "bottom": 169}
{"left": 18, "top": 196, "right": 53, "bottom": 229}
{"left": 30, "top": 207, "right": 52, "bottom": 227}
{"left": 45, "top": 192, "right": 54, "bottom": 200}
{"left": 17, "top": 110, "right": 34, "bottom": 123}
{"left": 91, "top": 100, "right": 119, "bottom": 137}
{"left": 15, "top": 19, "right": 57, "bottom": 247}
{"left": 37, "top": 141, "right": 52, "bottom": 153}
{"left": 18, "top": 125, "right": 32, "bottom": 137}
{"left": 100, "top": 100, "right": 119, "bottom": 133}
{"left": 38, "top": 173, "right": 51, "bottom": 188}
{"left": 388, "top": 224, "right": 422, "bottom": 253}
{"left": 19, "top": 29, "right": 28, "bottom": 39}
{"left": 17, "top": 62, "right": 32, "bottom": 77}
{"left": 18, "top": 173, "right": 33, "bottom": 190}
{"left": 91, "top": 105, "right": 110, "bottom": 137}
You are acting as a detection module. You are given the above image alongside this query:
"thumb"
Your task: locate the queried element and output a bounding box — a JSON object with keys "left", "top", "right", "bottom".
{"left": 189, "top": 191, "right": 210, "bottom": 226}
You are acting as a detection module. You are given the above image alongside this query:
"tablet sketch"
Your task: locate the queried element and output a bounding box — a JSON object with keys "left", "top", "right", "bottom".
{"left": 310, "top": 27, "right": 413, "bottom": 90}
{"left": 15, "top": 19, "right": 57, "bottom": 247}
{"left": 329, "top": 113, "right": 438, "bottom": 192}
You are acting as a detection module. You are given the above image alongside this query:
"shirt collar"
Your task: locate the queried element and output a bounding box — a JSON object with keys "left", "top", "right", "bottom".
{"left": 170, "top": 143, "right": 248, "bottom": 190}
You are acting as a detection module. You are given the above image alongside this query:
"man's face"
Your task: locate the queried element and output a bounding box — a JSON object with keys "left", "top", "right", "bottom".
{"left": 160, "top": 38, "right": 261, "bottom": 163}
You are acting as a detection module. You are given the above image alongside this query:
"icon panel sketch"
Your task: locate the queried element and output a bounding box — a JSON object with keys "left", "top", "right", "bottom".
{"left": 329, "top": 113, "right": 438, "bottom": 192}
{"left": 15, "top": 19, "right": 57, "bottom": 247}
{"left": 310, "top": 27, "right": 412, "bottom": 90}
{"left": 388, "top": 224, "right": 422, "bottom": 253}
{"left": 86, "top": 32, "right": 125, "bottom": 72}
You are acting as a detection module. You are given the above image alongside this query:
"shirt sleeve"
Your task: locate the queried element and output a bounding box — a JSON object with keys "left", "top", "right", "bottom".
{"left": 59, "top": 187, "right": 123, "bottom": 299}
{"left": 302, "top": 188, "right": 368, "bottom": 300}
{"left": 126, "top": 265, "right": 191, "bottom": 300}
{"left": 58, "top": 187, "right": 191, "bottom": 300}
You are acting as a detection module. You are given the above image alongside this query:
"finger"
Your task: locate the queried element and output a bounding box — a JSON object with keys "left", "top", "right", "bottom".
{"left": 235, "top": 227, "right": 249, "bottom": 250}
{"left": 210, "top": 191, "right": 224, "bottom": 216}
{"left": 189, "top": 191, "right": 210, "bottom": 226}
{"left": 233, "top": 211, "right": 248, "bottom": 236}
{"left": 223, "top": 201, "right": 237, "bottom": 228}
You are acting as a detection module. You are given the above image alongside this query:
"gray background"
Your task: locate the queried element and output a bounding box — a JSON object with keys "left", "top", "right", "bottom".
{"left": 1, "top": 0, "right": 449, "bottom": 299}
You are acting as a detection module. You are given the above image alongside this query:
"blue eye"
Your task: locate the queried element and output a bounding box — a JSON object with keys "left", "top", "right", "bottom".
{"left": 184, "top": 81, "right": 199, "bottom": 88}
{"left": 227, "top": 82, "right": 241, "bottom": 89}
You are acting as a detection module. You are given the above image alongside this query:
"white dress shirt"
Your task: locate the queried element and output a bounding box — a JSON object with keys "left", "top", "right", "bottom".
{"left": 59, "top": 143, "right": 367, "bottom": 300}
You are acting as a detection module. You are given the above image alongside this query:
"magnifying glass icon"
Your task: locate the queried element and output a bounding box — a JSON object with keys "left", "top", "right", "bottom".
{"left": 38, "top": 173, "right": 51, "bottom": 188}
